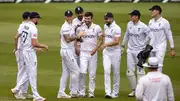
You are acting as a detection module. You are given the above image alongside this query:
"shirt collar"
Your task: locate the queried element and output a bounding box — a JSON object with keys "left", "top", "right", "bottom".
{"left": 85, "top": 23, "right": 94, "bottom": 29}
{"left": 154, "top": 16, "right": 163, "bottom": 22}
{"left": 28, "top": 21, "right": 35, "bottom": 26}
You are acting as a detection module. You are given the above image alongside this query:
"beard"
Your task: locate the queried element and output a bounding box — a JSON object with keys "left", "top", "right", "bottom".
{"left": 106, "top": 22, "right": 111, "bottom": 26}
{"left": 78, "top": 16, "right": 83, "bottom": 21}
{"left": 35, "top": 22, "right": 38, "bottom": 25}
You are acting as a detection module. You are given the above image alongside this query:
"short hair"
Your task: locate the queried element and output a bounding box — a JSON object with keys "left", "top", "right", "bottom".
{"left": 84, "top": 12, "right": 93, "bottom": 19}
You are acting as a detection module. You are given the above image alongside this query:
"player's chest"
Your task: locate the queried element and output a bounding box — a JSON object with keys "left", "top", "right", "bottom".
{"left": 149, "top": 22, "right": 164, "bottom": 32}
{"left": 104, "top": 28, "right": 115, "bottom": 39}
{"left": 128, "top": 26, "right": 144, "bottom": 36}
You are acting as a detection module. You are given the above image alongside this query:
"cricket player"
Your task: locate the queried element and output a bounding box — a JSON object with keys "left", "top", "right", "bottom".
{"left": 12, "top": 11, "right": 33, "bottom": 99}
{"left": 121, "top": 10, "right": 155, "bottom": 97}
{"left": 11, "top": 12, "right": 48, "bottom": 101}
{"left": 136, "top": 57, "right": 174, "bottom": 101}
{"left": 77, "top": 12, "right": 104, "bottom": 98}
{"left": 101, "top": 12, "right": 121, "bottom": 99}
{"left": 69, "top": 6, "right": 84, "bottom": 93}
{"left": 148, "top": 5, "right": 175, "bottom": 72}
{"left": 57, "top": 10, "right": 84, "bottom": 98}
{"left": 73, "top": 6, "right": 84, "bottom": 63}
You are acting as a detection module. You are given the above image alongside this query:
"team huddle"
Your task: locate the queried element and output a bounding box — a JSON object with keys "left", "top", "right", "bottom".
{"left": 11, "top": 5, "right": 175, "bottom": 101}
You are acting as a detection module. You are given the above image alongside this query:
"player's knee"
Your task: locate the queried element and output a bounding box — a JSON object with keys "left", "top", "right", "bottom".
{"left": 126, "top": 69, "right": 135, "bottom": 77}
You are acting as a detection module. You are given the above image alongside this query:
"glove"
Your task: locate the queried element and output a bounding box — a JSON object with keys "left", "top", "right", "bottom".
{"left": 137, "top": 45, "right": 153, "bottom": 68}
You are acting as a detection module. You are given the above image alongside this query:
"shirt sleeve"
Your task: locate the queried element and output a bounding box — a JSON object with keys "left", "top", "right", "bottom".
{"left": 164, "top": 21, "right": 174, "bottom": 49}
{"left": 135, "top": 79, "right": 144, "bottom": 101}
{"left": 121, "top": 27, "right": 129, "bottom": 46}
{"left": 17, "top": 24, "right": 23, "bottom": 34}
{"left": 167, "top": 76, "right": 174, "bottom": 101}
{"left": 31, "top": 27, "right": 38, "bottom": 39}
{"left": 114, "top": 26, "right": 121, "bottom": 37}
{"left": 96, "top": 25, "right": 102, "bottom": 36}
{"left": 144, "top": 25, "right": 155, "bottom": 46}
{"left": 61, "top": 26, "right": 71, "bottom": 35}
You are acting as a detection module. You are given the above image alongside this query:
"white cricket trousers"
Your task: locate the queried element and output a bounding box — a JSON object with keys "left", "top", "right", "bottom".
{"left": 15, "top": 50, "right": 29, "bottom": 94}
{"left": 58, "top": 48, "right": 80, "bottom": 94}
{"left": 103, "top": 48, "right": 121, "bottom": 95}
{"left": 79, "top": 51, "right": 97, "bottom": 96}
{"left": 21, "top": 50, "right": 41, "bottom": 99}
{"left": 150, "top": 50, "right": 165, "bottom": 72}
{"left": 126, "top": 49, "right": 145, "bottom": 90}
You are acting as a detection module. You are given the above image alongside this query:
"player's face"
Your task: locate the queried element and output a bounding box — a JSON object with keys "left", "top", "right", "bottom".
{"left": 76, "top": 12, "right": 83, "bottom": 20}
{"left": 34, "top": 18, "right": 39, "bottom": 25}
{"left": 84, "top": 16, "right": 92, "bottom": 26}
{"left": 65, "top": 16, "right": 73, "bottom": 23}
{"left": 130, "top": 15, "right": 138, "bottom": 21}
{"left": 104, "top": 17, "right": 112, "bottom": 25}
{"left": 151, "top": 10, "right": 159, "bottom": 18}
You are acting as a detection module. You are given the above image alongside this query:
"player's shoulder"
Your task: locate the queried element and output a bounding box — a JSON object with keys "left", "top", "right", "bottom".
{"left": 161, "top": 17, "right": 170, "bottom": 25}
{"left": 93, "top": 23, "right": 101, "bottom": 29}
{"left": 61, "top": 22, "right": 69, "bottom": 29}
{"left": 127, "top": 21, "right": 133, "bottom": 26}
{"left": 162, "top": 73, "right": 171, "bottom": 80}
{"left": 72, "top": 17, "right": 78, "bottom": 23}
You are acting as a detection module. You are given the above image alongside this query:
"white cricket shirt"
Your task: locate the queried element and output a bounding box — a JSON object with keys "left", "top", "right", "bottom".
{"left": 104, "top": 21, "right": 121, "bottom": 50}
{"left": 122, "top": 20, "right": 154, "bottom": 51}
{"left": 149, "top": 17, "right": 174, "bottom": 51}
{"left": 77, "top": 23, "right": 102, "bottom": 52}
{"left": 60, "top": 21, "right": 75, "bottom": 49}
{"left": 136, "top": 71, "right": 174, "bottom": 101}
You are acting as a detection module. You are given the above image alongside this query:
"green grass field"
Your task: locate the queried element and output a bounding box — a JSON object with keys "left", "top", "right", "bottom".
{"left": 0, "top": 3, "right": 180, "bottom": 101}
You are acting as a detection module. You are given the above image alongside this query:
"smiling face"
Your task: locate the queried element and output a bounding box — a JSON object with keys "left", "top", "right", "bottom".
{"left": 84, "top": 16, "right": 92, "bottom": 26}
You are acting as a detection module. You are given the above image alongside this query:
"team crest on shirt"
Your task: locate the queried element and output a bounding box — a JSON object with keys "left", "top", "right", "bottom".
{"left": 93, "top": 28, "right": 95, "bottom": 33}
{"left": 138, "top": 28, "right": 140, "bottom": 32}
{"left": 159, "top": 23, "right": 161, "bottom": 27}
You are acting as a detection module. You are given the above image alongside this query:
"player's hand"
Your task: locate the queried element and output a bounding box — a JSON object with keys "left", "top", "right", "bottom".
{"left": 44, "top": 45, "right": 48, "bottom": 52}
{"left": 91, "top": 48, "right": 97, "bottom": 56}
{"left": 77, "top": 32, "right": 85, "bottom": 39}
{"left": 13, "top": 49, "right": 17, "bottom": 55}
{"left": 169, "top": 49, "right": 175, "bottom": 58}
{"left": 35, "top": 48, "right": 43, "bottom": 53}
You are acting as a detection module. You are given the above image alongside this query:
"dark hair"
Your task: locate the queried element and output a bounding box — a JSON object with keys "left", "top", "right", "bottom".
{"left": 84, "top": 12, "right": 93, "bottom": 19}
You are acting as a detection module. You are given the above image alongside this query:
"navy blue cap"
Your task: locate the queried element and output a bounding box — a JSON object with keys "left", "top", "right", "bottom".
{"left": 75, "top": 6, "right": 83, "bottom": 14}
{"left": 104, "top": 12, "right": 114, "bottom": 18}
{"left": 149, "top": 5, "right": 162, "bottom": 13}
{"left": 128, "top": 10, "right": 141, "bottom": 16}
{"left": 65, "top": 10, "right": 73, "bottom": 17}
{"left": 22, "top": 12, "right": 30, "bottom": 19}
{"left": 30, "top": 12, "right": 41, "bottom": 19}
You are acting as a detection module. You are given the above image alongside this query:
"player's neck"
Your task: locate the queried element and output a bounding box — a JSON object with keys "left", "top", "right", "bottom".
{"left": 133, "top": 20, "right": 139, "bottom": 25}
{"left": 148, "top": 68, "right": 158, "bottom": 72}
{"left": 86, "top": 23, "right": 92, "bottom": 28}
{"left": 154, "top": 15, "right": 161, "bottom": 21}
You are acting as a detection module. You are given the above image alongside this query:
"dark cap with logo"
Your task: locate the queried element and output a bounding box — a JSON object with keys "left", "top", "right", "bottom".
{"left": 65, "top": 10, "right": 73, "bottom": 17}
{"left": 149, "top": 5, "right": 162, "bottom": 13}
{"left": 22, "top": 12, "right": 31, "bottom": 19}
{"left": 128, "top": 10, "right": 141, "bottom": 17}
{"left": 75, "top": 6, "right": 84, "bottom": 14}
{"left": 30, "top": 12, "right": 41, "bottom": 19}
{"left": 104, "top": 12, "right": 114, "bottom": 19}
